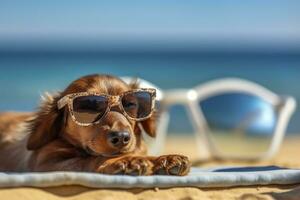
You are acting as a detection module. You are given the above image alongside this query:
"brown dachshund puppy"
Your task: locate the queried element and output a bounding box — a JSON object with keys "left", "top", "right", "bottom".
{"left": 0, "top": 74, "right": 190, "bottom": 176}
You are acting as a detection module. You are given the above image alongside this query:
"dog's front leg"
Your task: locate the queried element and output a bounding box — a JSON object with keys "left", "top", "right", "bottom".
{"left": 97, "top": 154, "right": 190, "bottom": 176}
{"left": 97, "top": 156, "right": 155, "bottom": 175}
{"left": 152, "top": 155, "right": 190, "bottom": 176}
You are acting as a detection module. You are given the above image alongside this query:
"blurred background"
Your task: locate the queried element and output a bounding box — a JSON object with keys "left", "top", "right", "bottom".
{"left": 0, "top": 0, "right": 299, "bottom": 135}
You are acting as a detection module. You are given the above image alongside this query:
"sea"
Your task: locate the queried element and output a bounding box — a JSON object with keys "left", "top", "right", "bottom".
{"left": 0, "top": 51, "right": 299, "bottom": 134}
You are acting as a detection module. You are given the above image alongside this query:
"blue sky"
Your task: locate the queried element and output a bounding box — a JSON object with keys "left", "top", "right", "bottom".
{"left": 0, "top": 0, "right": 299, "bottom": 50}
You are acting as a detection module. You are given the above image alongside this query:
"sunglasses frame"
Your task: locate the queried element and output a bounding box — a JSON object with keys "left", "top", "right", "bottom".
{"left": 159, "top": 78, "right": 296, "bottom": 161}
{"left": 57, "top": 88, "right": 156, "bottom": 126}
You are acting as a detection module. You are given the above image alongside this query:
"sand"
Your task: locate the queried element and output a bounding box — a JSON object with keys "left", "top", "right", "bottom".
{"left": 0, "top": 135, "right": 300, "bottom": 200}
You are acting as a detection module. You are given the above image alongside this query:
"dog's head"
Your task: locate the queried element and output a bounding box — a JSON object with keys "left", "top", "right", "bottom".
{"left": 27, "top": 74, "right": 157, "bottom": 157}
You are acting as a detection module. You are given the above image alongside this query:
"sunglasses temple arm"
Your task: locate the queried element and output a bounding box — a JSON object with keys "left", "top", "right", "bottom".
{"left": 265, "top": 97, "right": 297, "bottom": 159}
{"left": 186, "top": 101, "right": 214, "bottom": 160}
{"left": 57, "top": 96, "right": 69, "bottom": 109}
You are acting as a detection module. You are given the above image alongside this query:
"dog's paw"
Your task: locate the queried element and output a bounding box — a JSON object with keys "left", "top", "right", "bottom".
{"left": 97, "top": 156, "right": 154, "bottom": 176}
{"left": 153, "top": 155, "right": 190, "bottom": 176}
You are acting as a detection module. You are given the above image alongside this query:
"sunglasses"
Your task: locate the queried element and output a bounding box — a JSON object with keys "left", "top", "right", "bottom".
{"left": 57, "top": 88, "right": 156, "bottom": 126}
{"left": 146, "top": 78, "right": 296, "bottom": 161}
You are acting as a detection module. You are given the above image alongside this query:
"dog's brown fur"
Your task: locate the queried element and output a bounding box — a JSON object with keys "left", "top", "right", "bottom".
{"left": 0, "top": 74, "right": 190, "bottom": 175}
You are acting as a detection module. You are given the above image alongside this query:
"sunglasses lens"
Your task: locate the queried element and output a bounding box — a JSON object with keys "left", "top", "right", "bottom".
{"left": 122, "top": 91, "right": 152, "bottom": 119}
{"left": 73, "top": 96, "right": 108, "bottom": 124}
{"left": 199, "top": 93, "right": 277, "bottom": 157}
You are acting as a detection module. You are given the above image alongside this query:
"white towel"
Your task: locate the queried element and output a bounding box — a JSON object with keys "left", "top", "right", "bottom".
{"left": 0, "top": 166, "right": 299, "bottom": 188}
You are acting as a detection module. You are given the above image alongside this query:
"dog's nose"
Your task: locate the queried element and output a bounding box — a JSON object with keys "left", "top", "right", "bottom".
{"left": 107, "top": 131, "right": 131, "bottom": 147}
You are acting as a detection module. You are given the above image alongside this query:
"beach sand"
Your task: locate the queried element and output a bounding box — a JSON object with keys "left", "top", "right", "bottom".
{"left": 0, "top": 135, "right": 299, "bottom": 200}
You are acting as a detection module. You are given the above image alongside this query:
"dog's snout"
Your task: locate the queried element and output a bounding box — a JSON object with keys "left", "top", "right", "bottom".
{"left": 107, "top": 131, "right": 131, "bottom": 147}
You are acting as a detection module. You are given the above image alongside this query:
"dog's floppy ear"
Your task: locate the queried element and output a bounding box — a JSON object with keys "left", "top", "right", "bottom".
{"left": 27, "top": 92, "right": 64, "bottom": 150}
{"left": 140, "top": 113, "right": 157, "bottom": 138}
